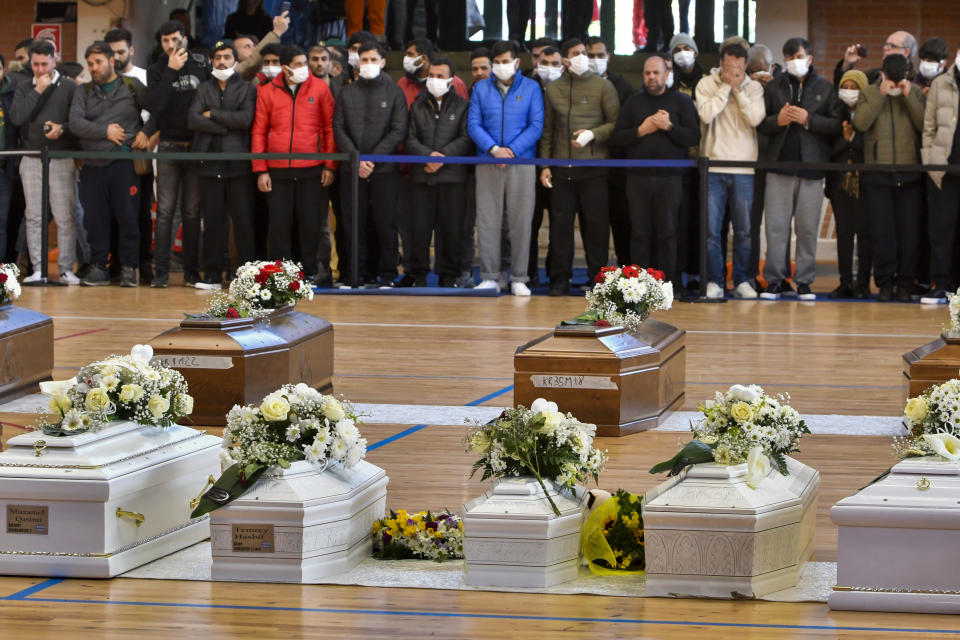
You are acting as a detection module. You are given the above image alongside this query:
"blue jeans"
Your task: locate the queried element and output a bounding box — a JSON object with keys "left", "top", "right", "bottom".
{"left": 707, "top": 173, "right": 753, "bottom": 287}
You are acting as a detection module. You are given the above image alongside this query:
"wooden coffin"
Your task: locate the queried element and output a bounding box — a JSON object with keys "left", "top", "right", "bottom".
{"left": 902, "top": 332, "right": 960, "bottom": 401}
{"left": 149, "top": 307, "right": 333, "bottom": 426}
{"left": 0, "top": 305, "right": 53, "bottom": 405}
{"left": 514, "top": 319, "right": 685, "bottom": 437}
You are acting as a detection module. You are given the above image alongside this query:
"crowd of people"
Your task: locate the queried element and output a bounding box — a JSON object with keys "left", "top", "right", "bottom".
{"left": 0, "top": 16, "right": 958, "bottom": 301}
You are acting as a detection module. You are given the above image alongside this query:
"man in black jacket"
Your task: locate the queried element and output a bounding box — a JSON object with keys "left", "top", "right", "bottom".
{"left": 0, "top": 58, "right": 19, "bottom": 263}
{"left": 333, "top": 41, "right": 407, "bottom": 288}
{"left": 187, "top": 41, "right": 256, "bottom": 289}
{"left": 148, "top": 20, "right": 211, "bottom": 288}
{"left": 611, "top": 55, "right": 700, "bottom": 285}
{"left": 758, "top": 38, "right": 841, "bottom": 301}
{"left": 405, "top": 57, "right": 472, "bottom": 287}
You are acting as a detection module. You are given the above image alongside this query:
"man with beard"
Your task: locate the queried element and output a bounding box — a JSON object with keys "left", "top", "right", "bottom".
{"left": 68, "top": 41, "right": 151, "bottom": 287}
{"left": 147, "top": 20, "right": 211, "bottom": 288}
{"left": 188, "top": 41, "right": 257, "bottom": 290}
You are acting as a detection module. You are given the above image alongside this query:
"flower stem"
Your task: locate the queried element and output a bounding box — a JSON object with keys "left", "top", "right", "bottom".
{"left": 530, "top": 468, "right": 562, "bottom": 517}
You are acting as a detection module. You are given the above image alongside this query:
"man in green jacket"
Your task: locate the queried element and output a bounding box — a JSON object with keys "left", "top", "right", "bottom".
{"left": 539, "top": 38, "right": 620, "bottom": 296}
{"left": 854, "top": 53, "right": 925, "bottom": 302}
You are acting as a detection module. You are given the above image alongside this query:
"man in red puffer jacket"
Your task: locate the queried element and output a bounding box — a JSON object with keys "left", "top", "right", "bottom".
{"left": 252, "top": 45, "right": 336, "bottom": 285}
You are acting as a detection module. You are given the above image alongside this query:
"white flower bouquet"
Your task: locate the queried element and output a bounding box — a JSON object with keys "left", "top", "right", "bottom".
{"left": 0, "top": 263, "right": 21, "bottom": 304}
{"left": 897, "top": 379, "right": 960, "bottom": 460}
{"left": 467, "top": 398, "right": 607, "bottom": 516}
{"left": 192, "top": 384, "right": 366, "bottom": 517}
{"left": 650, "top": 384, "right": 810, "bottom": 488}
{"left": 574, "top": 265, "right": 673, "bottom": 333}
{"left": 228, "top": 260, "right": 314, "bottom": 312}
{"left": 36, "top": 344, "right": 193, "bottom": 436}
{"left": 947, "top": 289, "right": 960, "bottom": 334}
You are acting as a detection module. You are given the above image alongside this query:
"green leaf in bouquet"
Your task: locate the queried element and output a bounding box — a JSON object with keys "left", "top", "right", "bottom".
{"left": 649, "top": 440, "right": 715, "bottom": 476}
{"left": 190, "top": 462, "right": 268, "bottom": 519}
{"left": 278, "top": 458, "right": 291, "bottom": 469}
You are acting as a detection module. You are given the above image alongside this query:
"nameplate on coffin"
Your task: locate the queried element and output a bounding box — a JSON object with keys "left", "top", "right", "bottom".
{"left": 151, "top": 355, "right": 234, "bottom": 370}
{"left": 232, "top": 524, "right": 274, "bottom": 552}
{"left": 530, "top": 374, "right": 618, "bottom": 390}
{"left": 6, "top": 505, "right": 48, "bottom": 535}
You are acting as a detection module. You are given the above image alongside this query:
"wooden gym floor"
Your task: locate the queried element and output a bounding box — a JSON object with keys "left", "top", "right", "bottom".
{"left": 0, "top": 281, "right": 957, "bottom": 639}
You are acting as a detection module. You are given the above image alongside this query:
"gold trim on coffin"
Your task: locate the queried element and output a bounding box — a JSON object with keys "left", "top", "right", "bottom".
{"left": 833, "top": 585, "right": 960, "bottom": 595}
{"left": 0, "top": 431, "right": 209, "bottom": 470}
{"left": 0, "top": 515, "right": 209, "bottom": 558}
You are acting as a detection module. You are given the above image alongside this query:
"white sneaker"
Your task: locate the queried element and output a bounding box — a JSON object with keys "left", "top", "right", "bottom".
{"left": 510, "top": 282, "right": 531, "bottom": 297}
{"left": 22, "top": 271, "right": 42, "bottom": 284}
{"left": 60, "top": 271, "right": 80, "bottom": 285}
{"left": 475, "top": 279, "right": 499, "bottom": 290}
{"left": 706, "top": 282, "right": 724, "bottom": 299}
{"left": 732, "top": 281, "right": 758, "bottom": 299}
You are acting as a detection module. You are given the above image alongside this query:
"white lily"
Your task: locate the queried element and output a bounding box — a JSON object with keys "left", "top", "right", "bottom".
{"left": 39, "top": 379, "right": 75, "bottom": 396}
{"left": 531, "top": 398, "right": 559, "bottom": 414}
{"left": 922, "top": 433, "right": 960, "bottom": 461}
{"left": 729, "top": 384, "right": 761, "bottom": 404}
{"left": 745, "top": 445, "right": 770, "bottom": 489}
{"left": 130, "top": 344, "right": 154, "bottom": 365}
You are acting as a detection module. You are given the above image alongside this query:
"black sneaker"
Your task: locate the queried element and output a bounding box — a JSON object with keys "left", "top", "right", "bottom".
{"left": 895, "top": 286, "right": 913, "bottom": 303}
{"left": 828, "top": 284, "right": 854, "bottom": 299}
{"left": 75, "top": 263, "right": 92, "bottom": 279}
{"left": 151, "top": 273, "right": 169, "bottom": 288}
{"left": 81, "top": 266, "right": 110, "bottom": 287}
{"left": 139, "top": 262, "right": 153, "bottom": 287}
{"left": 853, "top": 282, "right": 871, "bottom": 299}
{"left": 549, "top": 281, "right": 570, "bottom": 297}
{"left": 313, "top": 275, "right": 333, "bottom": 288}
{"left": 796, "top": 283, "right": 816, "bottom": 300}
{"left": 412, "top": 275, "right": 427, "bottom": 287}
{"left": 780, "top": 281, "right": 797, "bottom": 298}
{"left": 120, "top": 266, "right": 137, "bottom": 288}
{"left": 183, "top": 270, "right": 200, "bottom": 287}
{"left": 920, "top": 288, "right": 948, "bottom": 304}
{"left": 393, "top": 273, "right": 415, "bottom": 288}
{"left": 438, "top": 276, "right": 456, "bottom": 288}
{"left": 759, "top": 283, "right": 782, "bottom": 300}
{"left": 877, "top": 284, "right": 894, "bottom": 302}
{"left": 195, "top": 274, "right": 223, "bottom": 290}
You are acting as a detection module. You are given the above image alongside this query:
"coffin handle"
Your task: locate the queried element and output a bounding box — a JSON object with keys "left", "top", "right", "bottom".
{"left": 116, "top": 507, "right": 145, "bottom": 527}
{"left": 190, "top": 475, "right": 217, "bottom": 510}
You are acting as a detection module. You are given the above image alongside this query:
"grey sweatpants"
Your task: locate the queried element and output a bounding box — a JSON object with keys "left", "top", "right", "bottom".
{"left": 475, "top": 164, "right": 535, "bottom": 283}
{"left": 20, "top": 156, "right": 77, "bottom": 274}
{"left": 762, "top": 172, "right": 824, "bottom": 286}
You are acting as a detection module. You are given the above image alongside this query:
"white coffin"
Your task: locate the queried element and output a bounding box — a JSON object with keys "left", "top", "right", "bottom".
{"left": 829, "top": 457, "right": 960, "bottom": 614}
{"left": 0, "top": 421, "right": 221, "bottom": 578}
{"left": 462, "top": 476, "right": 586, "bottom": 588}
{"left": 643, "top": 456, "right": 820, "bottom": 598}
{"left": 209, "top": 459, "right": 388, "bottom": 582}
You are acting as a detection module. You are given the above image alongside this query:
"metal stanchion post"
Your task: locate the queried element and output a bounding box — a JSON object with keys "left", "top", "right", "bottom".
{"left": 691, "top": 156, "right": 722, "bottom": 303}
{"left": 349, "top": 150, "right": 359, "bottom": 289}
{"left": 25, "top": 145, "right": 65, "bottom": 287}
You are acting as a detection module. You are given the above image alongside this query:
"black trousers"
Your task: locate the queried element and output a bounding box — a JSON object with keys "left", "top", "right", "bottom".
{"left": 748, "top": 169, "right": 766, "bottom": 280}
{"left": 548, "top": 173, "right": 609, "bottom": 284}
{"left": 507, "top": 0, "right": 533, "bottom": 41}
{"left": 200, "top": 174, "right": 255, "bottom": 277}
{"left": 866, "top": 179, "right": 922, "bottom": 288}
{"left": 79, "top": 161, "right": 140, "bottom": 269}
{"left": 321, "top": 180, "right": 344, "bottom": 281}
{"left": 677, "top": 170, "right": 700, "bottom": 277}
{"left": 643, "top": 0, "right": 674, "bottom": 49}
{"left": 138, "top": 170, "right": 154, "bottom": 271}
{"left": 412, "top": 182, "right": 465, "bottom": 278}
{"left": 460, "top": 169, "right": 476, "bottom": 274}
{"left": 608, "top": 168, "right": 630, "bottom": 266}
{"left": 266, "top": 175, "right": 327, "bottom": 278}
{"left": 529, "top": 179, "right": 550, "bottom": 282}
{"left": 405, "top": 0, "right": 440, "bottom": 42}
{"left": 830, "top": 188, "right": 871, "bottom": 286}
{"left": 626, "top": 174, "right": 682, "bottom": 283}
{"left": 341, "top": 169, "right": 399, "bottom": 284}
{"left": 560, "top": 0, "right": 593, "bottom": 41}
{"left": 929, "top": 175, "right": 960, "bottom": 289}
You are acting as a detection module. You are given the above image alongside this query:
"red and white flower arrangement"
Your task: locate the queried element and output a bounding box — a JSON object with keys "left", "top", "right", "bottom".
{"left": 0, "top": 263, "right": 22, "bottom": 304}
{"left": 577, "top": 265, "right": 673, "bottom": 333}
{"left": 229, "top": 260, "right": 314, "bottom": 311}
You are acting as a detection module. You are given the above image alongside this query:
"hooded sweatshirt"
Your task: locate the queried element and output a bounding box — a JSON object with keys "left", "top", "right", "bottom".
{"left": 695, "top": 67, "right": 766, "bottom": 174}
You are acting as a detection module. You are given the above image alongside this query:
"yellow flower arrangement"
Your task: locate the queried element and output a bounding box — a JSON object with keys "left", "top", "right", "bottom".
{"left": 371, "top": 509, "right": 463, "bottom": 562}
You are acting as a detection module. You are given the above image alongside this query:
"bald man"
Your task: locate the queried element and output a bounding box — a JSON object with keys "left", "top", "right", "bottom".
{"left": 834, "top": 30, "right": 917, "bottom": 86}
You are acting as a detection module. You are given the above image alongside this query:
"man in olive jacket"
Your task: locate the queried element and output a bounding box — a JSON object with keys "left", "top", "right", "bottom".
{"left": 854, "top": 53, "right": 924, "bottom": 302}
{"left": 405, "top": 57, "right": 472, "bottom": 288}
{"left": 187, "top": 41, "right": 256, "bottom": 289}
{"left": 539, "top": 38, "right": 620, "bottom": 295}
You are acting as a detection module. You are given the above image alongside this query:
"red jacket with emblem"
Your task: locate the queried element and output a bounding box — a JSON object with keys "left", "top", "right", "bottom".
{"left": 251, "top": 73, "right": 337, "bottom": 173}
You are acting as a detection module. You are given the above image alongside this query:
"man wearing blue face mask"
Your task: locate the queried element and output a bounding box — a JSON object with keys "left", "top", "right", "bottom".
{"left": 758, "top": 37, "right": 840, "bottom": 301}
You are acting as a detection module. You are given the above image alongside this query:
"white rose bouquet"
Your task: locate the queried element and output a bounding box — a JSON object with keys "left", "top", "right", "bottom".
{"left": 947, "top": 289, "right": 960, "bottom": 334}
{"left": 467, "top": 398, "right": 607, "bottom": 516}
{"left": 650, "top": 384, "right": 809, "bottom": 488}
{"left": 896, "top": 379, "right": 960, "bottom": 460}
{"left": 0, "top": 263, "right": 22, "bottom": 304}
{"left": 191, "top": 384, "right": 366, "bottom": 517}
{"left": 570, "top": 265, "right": 673, "bottom": 333}
{"left": 229, "top": 260, "right": 314, "bottom": 312}
{"left": 35, "top": 344, "right": 192, "bottom": 436}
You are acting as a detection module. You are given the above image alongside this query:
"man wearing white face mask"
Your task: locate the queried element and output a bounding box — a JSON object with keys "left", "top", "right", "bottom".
{"left": 539, "top": 38, "right": 620, "bottom": 296}
{"left": 467, "top": 40, "right": 544, "bottom": 296}
{"left": 252, "top": 45, "right": 337, "bottom": 286}
{"left": 406, "top": 57, "right": 472, "bottom": 287}
{"left": 757, "top": 37, "right": 841, "bottom": 301}
{"left": 188, "top": 42, "right": 257, "bottom": 289}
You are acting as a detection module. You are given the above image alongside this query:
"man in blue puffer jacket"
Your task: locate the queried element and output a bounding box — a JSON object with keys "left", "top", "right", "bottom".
{"left": 468, "top": 40, "right": 544, "bottom": 296}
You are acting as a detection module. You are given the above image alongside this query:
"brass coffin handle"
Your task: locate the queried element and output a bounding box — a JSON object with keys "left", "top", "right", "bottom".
{"left": 190, "top": 475, "right": 217, "bottom": 510}
{"left": 34, "top": 440, "right": 47, "bottom": 457}
{"left": 116, "top": 507, "right": 146, "bottom": 527}
{"left": 917, "top": 477, "right": 931, "bottom": 491}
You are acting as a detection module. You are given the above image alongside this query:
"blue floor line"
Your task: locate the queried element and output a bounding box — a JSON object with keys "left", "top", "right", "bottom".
{"left": 3, "top": 578, "right": 64, "bottom": 600}
{"left": 10, "top": 596, "right": 960, "bottom": 633}
{"left": 366, "top": 384, "right": 514, "bottom": 451}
